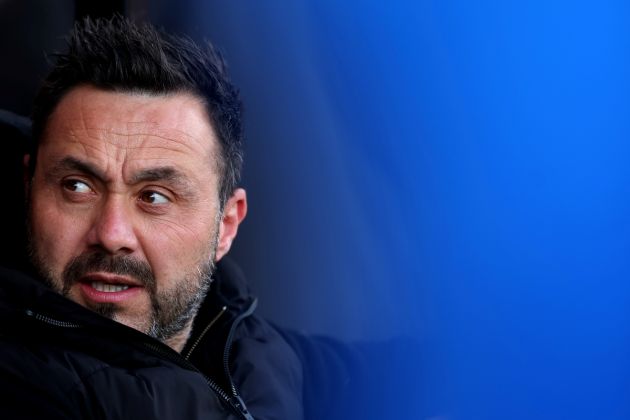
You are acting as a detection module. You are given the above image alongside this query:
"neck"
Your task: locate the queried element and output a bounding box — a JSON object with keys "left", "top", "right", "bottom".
{"left": 163, "top": 321, "right": 194, "bottom": 353}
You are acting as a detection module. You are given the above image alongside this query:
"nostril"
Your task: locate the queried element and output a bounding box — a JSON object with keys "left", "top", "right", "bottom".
{"left": 90, "top": 200, "right": 139, "bottom": 255}
{"left": 87, "top": 243, "right": 134, "bottom": 256}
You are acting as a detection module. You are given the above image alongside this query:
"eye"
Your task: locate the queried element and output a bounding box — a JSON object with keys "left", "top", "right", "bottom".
{"left": 62, "top": 179, "right": 92, "bottom": 194}
{"left": 139, "top": 190, "right": 170, "bottom": 205}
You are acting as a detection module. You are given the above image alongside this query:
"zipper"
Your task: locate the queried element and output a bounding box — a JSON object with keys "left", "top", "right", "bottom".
{"left": 183, "top": 305, "right": 227, "bottom": 360}
{"left": 142, "top": 341, "right": 254, "bottom": 420}
{"left": 182, "top": 298, "right": 258, "bottom": 418}
{"left": 25, "top": 309, "right": 81, "bottom": 328}
{"left": 25, "top": 308, "right": 254, "bottom": 420}
{"left": 222, "top": 298, "right": 258, "bottom": 397}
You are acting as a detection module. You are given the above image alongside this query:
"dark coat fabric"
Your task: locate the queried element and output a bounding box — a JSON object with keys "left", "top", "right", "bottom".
{"left": 0, "top": 259, "right": 303, "bottom": 419}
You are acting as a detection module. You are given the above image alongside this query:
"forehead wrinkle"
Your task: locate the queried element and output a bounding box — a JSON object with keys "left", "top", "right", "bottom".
{"left": 67, "top": 118, "right": 208, "bottom": 148}
{"left": 122, "top": 132, "right": 220, "bottom": 180}
{"left": 89, "top": 125, "right": 217, "bottom": 167}
{"left": 41, "top": 129, "right": 112, "bottom": 170}
{"left": 125, "top": 119, "right": 211, "bottom": 144}
{"left": 63, "top": 127, "right": 210, "bottom": 178}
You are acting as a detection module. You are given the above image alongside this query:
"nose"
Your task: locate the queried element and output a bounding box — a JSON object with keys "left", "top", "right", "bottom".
{"left": 87, "top": 195, "right": 139, "bottom": 255}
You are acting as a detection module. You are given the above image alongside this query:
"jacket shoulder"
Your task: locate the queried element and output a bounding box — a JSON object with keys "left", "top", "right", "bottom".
{"left": 230, "top": 314, "right": 304, "bottom": 420}
{"left": 187, "top": 258, "right": 304, "bottom": 420}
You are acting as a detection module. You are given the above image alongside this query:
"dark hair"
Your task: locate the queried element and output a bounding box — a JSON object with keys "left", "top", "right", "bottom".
{"left": 31, "top": 16, "right": 243, "bottom": 208}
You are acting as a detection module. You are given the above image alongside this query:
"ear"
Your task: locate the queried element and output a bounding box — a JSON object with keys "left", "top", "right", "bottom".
{"left": 215, "top": 188, "right": 247, "bottom": 261}
{"left": 23, "top": 154, "right": 31, "bottom": 194}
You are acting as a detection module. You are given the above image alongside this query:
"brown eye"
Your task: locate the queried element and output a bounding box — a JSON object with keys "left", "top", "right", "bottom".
{"left": 63, "top": 179, "right": 92, "bottom": 193}
{"left": 140, "top": 191, "right": 170, "bottom": 204}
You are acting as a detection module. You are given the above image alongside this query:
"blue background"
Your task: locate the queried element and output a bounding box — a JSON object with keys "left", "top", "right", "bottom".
{"left": 2, "top": 1, "right": 630, "bottom": 418}
{"left": 150, "top": 2, "right": 630, "bottom": 417}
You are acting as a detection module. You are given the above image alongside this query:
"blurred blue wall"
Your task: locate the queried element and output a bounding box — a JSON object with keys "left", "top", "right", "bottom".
{"left": 152, "top": 1, "right": 630, "bottom": 418}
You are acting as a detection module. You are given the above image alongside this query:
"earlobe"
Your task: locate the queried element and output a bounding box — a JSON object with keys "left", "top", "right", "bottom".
{"left": 215, "top": 188, "right": 247, "bottom": 261}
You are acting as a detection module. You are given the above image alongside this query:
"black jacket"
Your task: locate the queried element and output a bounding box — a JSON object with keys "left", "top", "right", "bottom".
{"left": 0, "top": 259, "right": 303, "bottom": 419}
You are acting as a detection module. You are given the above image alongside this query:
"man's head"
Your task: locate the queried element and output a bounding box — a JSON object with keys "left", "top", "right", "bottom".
{"left": 26, "top": 17, "right": 247, "bottom": 350}
{"left": 31, "top": 16, "right": 244, "bottom": 208}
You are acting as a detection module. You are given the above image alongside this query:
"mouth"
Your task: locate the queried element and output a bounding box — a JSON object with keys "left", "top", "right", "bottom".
{"left": 90, "top": 281, "right": 131, "bottom": 292}
{"left": 77, "top": 273, "right": 144, "bottom": 304}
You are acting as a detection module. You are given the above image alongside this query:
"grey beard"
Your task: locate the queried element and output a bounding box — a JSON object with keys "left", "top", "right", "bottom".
{"left": 145, "top": 269, "right": 212, "bottom": 342}
{"left": 41, "top": 249, "right": 216, "bottom": 343}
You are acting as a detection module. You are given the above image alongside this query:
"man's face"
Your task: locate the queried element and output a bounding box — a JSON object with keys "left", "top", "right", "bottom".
{"left": 28, "top": 86, "right": 226, "bottom": 345}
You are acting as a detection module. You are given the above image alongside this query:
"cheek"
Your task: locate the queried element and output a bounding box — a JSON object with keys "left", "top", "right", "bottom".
{"left": 140, "top": 216, "right": 217, "bottom": 276}
{"left": 30, "top": 193, "right": 89, "bottom": 272}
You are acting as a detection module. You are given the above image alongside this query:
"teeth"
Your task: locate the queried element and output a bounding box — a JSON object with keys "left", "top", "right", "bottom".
{"left": 91, "top": 281, "right": 130, "bottom": 293}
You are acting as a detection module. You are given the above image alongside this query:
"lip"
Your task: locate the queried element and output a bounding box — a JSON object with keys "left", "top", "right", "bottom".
{"left": 78, "top": 273, "right": 144, "bottom": 304}
{"left": 80, "top": 272, "right": 143, "bottom": 287}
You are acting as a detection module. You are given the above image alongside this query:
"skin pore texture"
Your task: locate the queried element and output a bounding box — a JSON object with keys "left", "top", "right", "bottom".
{"left": 27, "top": 85, "right": 247, "bottom": 352}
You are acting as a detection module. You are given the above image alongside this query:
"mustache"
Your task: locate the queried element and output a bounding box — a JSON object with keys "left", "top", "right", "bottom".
{"left": 62, "top": 252, "right": 156, "bottom": 293}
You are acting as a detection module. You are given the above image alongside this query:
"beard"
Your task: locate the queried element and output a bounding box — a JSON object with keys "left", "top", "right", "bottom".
{"left": 27, "top": 230, "right": 218, "bottom": 344}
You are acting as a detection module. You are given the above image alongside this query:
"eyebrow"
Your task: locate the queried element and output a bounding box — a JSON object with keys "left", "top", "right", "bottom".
{"left": 49, "top": 156, "right": 196, "bottom": 197}
{"left": 129, "top": 167, "right": 194, "bottom": 192}
{"left": 50, "top": 157, "right": 108, "bottom": 182}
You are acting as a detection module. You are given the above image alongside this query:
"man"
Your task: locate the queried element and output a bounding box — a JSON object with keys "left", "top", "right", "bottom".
{"left": 0, "top": 16, "right": 302, "bottom": 419}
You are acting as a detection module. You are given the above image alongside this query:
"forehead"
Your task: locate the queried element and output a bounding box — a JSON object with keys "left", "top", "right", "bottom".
{"left": 39, "top": 85, "right": 219, "bottom": 177}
